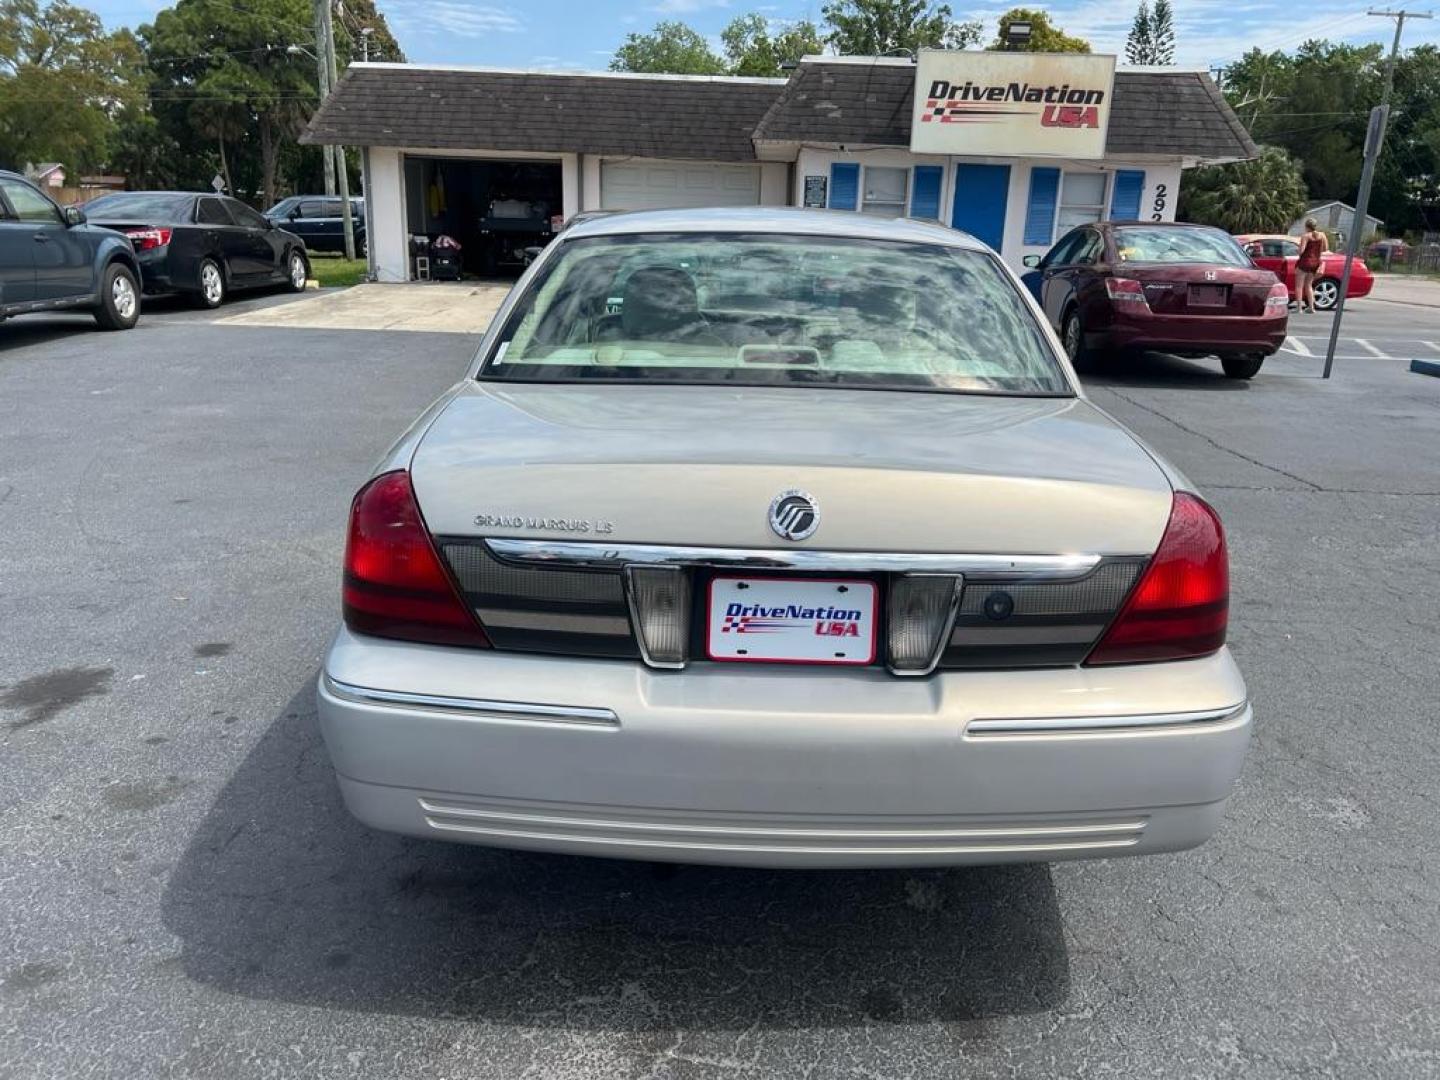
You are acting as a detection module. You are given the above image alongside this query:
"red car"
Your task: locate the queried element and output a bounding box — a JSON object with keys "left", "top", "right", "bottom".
{"left": 1237, "top": 233, "right": 1374, "bottom": 311}
{"left": 1024, "top": 222, "right": 1289, "bottom": 380}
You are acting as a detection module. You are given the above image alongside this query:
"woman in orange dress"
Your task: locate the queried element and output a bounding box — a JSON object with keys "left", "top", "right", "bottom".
{"left": 1295, "top": 218, "right": 1328, "bottom": 313}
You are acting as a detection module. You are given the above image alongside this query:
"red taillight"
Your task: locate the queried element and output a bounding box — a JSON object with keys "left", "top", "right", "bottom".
{"left": 1105, "top": 277, "right": 1149, "bottom": 305}
{"left": 125, "top": 228, "right": 172, "bottom": 251}
{"left": 1086, "top": 492, "right": 1228, "bottom": 665}
{"left": 342, "top": 470, "right": 491, "bottom": 648}
{"left": 1265, "top": 282, "right": 1290, "bottom": 309}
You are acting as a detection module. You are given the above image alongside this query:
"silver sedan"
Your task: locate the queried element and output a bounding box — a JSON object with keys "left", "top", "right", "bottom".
{"left": 318, "top": 207, "right": 1249, "bottom": 869}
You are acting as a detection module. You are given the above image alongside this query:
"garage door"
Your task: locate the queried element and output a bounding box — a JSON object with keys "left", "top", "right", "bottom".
{"left": 600, "top": 161, "right": 761, "bottom": 210}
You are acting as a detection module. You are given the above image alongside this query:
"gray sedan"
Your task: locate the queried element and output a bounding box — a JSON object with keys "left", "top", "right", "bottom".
{"left": 317, "top": 207, "right": 1249, "bottom": 869}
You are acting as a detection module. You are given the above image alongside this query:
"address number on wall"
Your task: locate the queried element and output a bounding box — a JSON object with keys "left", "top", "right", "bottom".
{"left": 1151, "top": 183, "right": 1169, "bottom": 221}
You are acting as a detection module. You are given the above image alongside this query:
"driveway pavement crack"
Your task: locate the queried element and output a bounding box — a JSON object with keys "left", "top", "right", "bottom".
{"left": 1098, "top": 386, "right": 1324, "bottom": 491}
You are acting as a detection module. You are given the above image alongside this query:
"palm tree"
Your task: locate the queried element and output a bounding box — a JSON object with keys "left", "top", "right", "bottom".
{"left": 1181, "top": 146, "right": 1308, "bottom": 234}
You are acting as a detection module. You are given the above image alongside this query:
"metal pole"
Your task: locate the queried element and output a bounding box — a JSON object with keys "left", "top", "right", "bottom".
{"left": 1323, "top": 105, "right": 1387, "bottom": 379}
{"left": 1321, "top": 8, "right": 1431, "bottom": 378}
{"left": 313, "top": 0, "right": 334, "bottom": 197}
{"left": 322, "top": 0, "right": 357, "bottom": 260}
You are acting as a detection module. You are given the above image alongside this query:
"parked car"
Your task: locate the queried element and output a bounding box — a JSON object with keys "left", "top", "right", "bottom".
{"left": 82, "top": 191, "right": 309, "bottom": 308}
{"left": 265, "top": 195, "right": 365, "bottom": 255}
{"left": 1236, "top": 233, "right": 1373, "bottom": 311}
{"left": 1367, "top": 237, "right": 1409, "bottom": 264}
{"left": 1023, "top": 222, "right": 1289, "bottom": 380}
{"left": 0, "top": 169, "right": 142, "bottom": 331}
{"left": 316, "top": 207, "right": 1250, "bottom": 869}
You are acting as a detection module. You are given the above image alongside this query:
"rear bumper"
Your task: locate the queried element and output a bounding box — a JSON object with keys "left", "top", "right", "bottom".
{"left": 317, "top": 627, "right": 1251, "bottom": 868}
{"left": 1096, "top": 309, "right": 1288, "bottom": 356}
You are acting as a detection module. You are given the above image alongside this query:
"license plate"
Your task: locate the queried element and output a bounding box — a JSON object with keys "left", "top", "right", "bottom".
{"left": 1188, "top": 284, "right": 1229, "bottom": 307}
{"left": 707, "top": 577, "right": 877, "bottom": 665}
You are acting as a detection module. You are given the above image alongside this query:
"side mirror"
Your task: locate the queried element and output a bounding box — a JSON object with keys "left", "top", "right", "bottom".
{"left": 1022, "top": 254, "right": 1041, "bottom": 268}
{"left": 265, "top": 215, "right": 279, "bottom": 229}
{"left": 64, "top": 206, "right": 86, "bottom": 226}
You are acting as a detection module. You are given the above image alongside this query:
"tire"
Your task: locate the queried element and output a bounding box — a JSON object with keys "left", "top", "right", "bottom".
{"left": 92, "top": 263, "right": 140, "bottom": 331}
{"left": 1312, "top": 277, "right": 1340, "bottom": 311}
{"left": 190, "top": 257, "right": 226, "bottom": 309}
{"left": 1222, "top": 353, "right": 1265, "bottom": 380}
{"left": 285, "top": 249, "right": 309, "bottom": 292}
{"left": 1062, "top": 307, "right": 1094, "bottom": 371}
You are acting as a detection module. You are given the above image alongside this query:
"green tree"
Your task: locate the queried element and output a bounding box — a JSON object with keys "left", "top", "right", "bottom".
{"left": 721, "top": 14, "right": 822, "bottom": 77}
{"left": 142, "top": 0, "right": 322, "bottom": 206}
{"left": 610, "top": 20, "right": 726, "bottom": 74}
{"left": 1150, "top": 0, "right": 1174, "bottom": 64}
{"left": 1124, "top": 1, "right": 1151, "bottom": 64}
{"left": 822, "top": 0, "right": 981, "bottom": 56}
{"left": 0, "top": 0, "right": 144, "bottom": 172}
{"left": 335, "top": 0, "right": 402, "bottom": 64}
{"left": 991, "top": 8, "right": 1091, "bottom": 53}
{"left": 1179, "top": 145, "right": 1308, "bottom": 233}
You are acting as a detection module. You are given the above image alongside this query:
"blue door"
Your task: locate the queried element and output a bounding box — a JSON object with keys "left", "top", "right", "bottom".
{"left": 950, "top": 164, "right": 1010, "bottom": 252}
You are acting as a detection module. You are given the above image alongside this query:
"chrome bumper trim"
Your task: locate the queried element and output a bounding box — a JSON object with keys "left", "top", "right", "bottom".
{"left": 967, "top": 703, "right": 1247, "bottom": 737}
{"left": 484, "top": 538, "right": 1103, "bottom": 581}
{"left": 321, "top": 675, "right": 619, "bottom": 727}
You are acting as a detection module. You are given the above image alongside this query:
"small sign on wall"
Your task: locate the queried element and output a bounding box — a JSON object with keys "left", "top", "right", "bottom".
{"left": 803, "top": 175, "right": 827, "bottom": 208}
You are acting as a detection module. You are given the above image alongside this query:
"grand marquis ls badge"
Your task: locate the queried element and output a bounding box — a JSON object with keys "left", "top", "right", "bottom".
{"left": 769, "top": 490, "right": 819, "bottom": 541}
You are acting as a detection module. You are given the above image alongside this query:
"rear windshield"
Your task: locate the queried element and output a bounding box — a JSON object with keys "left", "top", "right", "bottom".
{"left": 84, "top": 193, "right": 194, "bottom": 220}
{"left": 1113, "top": 227, "right": 1250, "bottom": 266}
{"left": 479, "top": 233, "right": 1070, "bottom": 396}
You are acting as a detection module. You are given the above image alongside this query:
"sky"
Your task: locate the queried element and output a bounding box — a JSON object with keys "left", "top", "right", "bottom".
{"left": 88, "top": 0, "right": 1440, "bottom": 72}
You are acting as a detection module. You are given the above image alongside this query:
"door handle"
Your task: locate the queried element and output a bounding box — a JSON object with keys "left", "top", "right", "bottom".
{"left": 34, "top": 233, "right": 51, "bottom": 243}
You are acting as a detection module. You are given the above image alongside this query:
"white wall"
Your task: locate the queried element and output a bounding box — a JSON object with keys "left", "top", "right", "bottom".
{"left": 365, "top": 146, "right": 407, "bottom": 283}
{"left": 794, "top": 147, "right": 1186, "bottom": 270}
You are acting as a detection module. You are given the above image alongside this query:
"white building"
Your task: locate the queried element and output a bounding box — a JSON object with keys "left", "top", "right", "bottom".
{"left": 302, "top": 54, "right": 1257, "bottom": 282}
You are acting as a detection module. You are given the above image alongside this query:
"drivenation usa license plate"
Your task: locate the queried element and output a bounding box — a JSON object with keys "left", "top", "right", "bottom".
{"left": 706, "top": 577, "right": 877, "bottom": 665}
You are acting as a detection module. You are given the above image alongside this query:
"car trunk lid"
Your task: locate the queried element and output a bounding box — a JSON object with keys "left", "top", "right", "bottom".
{"left": 1125, "top": 263, "right": 1275, "bottom": 316}
{"left": 409, "top": 383, "right": 1173, "bottom": 556}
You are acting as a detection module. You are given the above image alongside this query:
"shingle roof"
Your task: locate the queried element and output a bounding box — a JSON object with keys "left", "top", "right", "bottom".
{"left": 751, "top": 62, "right": 1259, "bottom": 162}
{"left": 301, "top": 65, "right": 785, "bottom": 162}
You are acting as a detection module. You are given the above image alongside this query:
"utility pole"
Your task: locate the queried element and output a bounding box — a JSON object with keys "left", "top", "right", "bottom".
{"left": 312, "top": 0, "right": 334, "bottom": 197}
{"left": 1322, "top": 8, "right": 1432, "bottom": 378}
{"left": 321, "top": 0, "right": 358, "bottom": 260}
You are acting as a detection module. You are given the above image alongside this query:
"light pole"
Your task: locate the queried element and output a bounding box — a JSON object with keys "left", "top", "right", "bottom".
{"left": 361, "top": 26, "right": 374, "bottom": 63}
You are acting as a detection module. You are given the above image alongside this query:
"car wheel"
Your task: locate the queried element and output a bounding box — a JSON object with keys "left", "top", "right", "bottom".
{"left": 1062, "top": 308, "right": 1093, "bottom": 369}
{"left": 93, "top": 263, "right": 141, "bottom": 331}
{"left": 192, "top": 258, "right": 226, "bottom": 309}
{"left": 286, "top": 250, "right": 309, "bottom": 292}
{"left": 1313, "top": 277, "right": 1340, "bottom": 311}
{"left": 1222, "top": 353, "right": 1265, "bottom": 380}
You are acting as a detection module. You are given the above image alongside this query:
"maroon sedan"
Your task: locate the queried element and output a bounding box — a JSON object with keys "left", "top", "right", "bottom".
{"left": 1023, "top": 222, "right": 1290, "bottom": 379}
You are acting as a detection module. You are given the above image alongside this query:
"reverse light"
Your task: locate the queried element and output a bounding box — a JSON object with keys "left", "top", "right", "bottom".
{"left": 124, "top": 227, "right": 172, "bottom": 251}
{"left": 887, "top": 574, "right": 960, "bottom": 674}
{"left": 625, "top": 566, "right": 691, "bottom": 668}
{"left": 1105, "top": 277, "right": 1150, "bottom": 305}
{"left": 1086, "top": 492, "right": 1228, "bottom": 665}
{"left": 342, "top": 470, "right": 491, "bottom": 648}
{"left": 1265, "top": 282, "right": 1291, "bottom": 310}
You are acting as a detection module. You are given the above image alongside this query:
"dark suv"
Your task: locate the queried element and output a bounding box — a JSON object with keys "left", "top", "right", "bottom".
{"left": 265, "top": 196, "right": 365, "bottom": 255}
{"left": 0, "top": 170, "right": 143, "bottom": 330}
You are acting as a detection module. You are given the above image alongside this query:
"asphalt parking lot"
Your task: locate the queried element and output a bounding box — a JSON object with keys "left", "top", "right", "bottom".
{"left": 2, "top": 293, "right": 1438, "bottom": 1079}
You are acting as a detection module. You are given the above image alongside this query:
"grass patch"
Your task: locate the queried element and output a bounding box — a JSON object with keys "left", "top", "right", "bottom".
{"left": 307, "top": 256, "right": 368, "bottom": 288}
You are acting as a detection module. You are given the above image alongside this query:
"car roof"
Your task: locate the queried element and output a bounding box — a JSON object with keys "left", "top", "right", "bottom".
{"left": 561, "top": 206, "right": 989, "bottom": 250}
{"left": 1234, "top": 233, "right": 1293, "bottom": 241}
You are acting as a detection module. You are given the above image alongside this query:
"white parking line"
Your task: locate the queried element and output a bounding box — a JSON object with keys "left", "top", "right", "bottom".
{"left": 1354, "top": 338, "right": 1388, "bottom": 358}
{"left": 1285, "top": 336, "right": 1313, "bottom": 357}
{"left": 1424, "top": 340, "right": 1440, "bottom": 353}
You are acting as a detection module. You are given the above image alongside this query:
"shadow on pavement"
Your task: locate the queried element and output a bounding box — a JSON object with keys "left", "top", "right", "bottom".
{"left": 1082, "top": 350, "right": 1254, "bottom": 390}
{"left": 162, "top": 682, "right": 1070, "bottom": 1032}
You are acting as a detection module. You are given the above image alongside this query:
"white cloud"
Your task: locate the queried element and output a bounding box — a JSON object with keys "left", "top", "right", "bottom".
{"left": 420, "top": 2, "right": 523, "bottom": 38}
{"left": 652, "top": 0, "right": 730, "bottom": 12}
